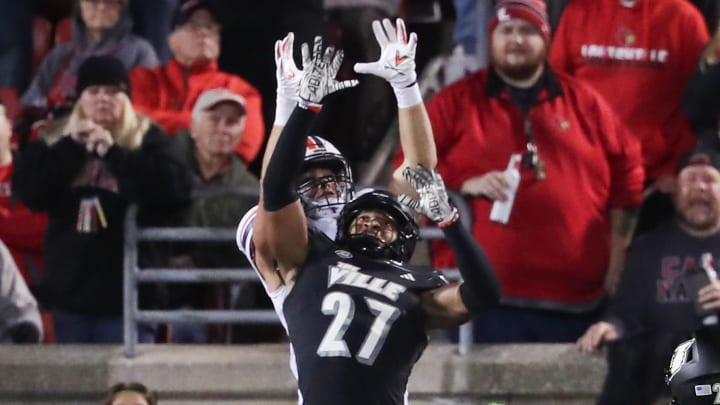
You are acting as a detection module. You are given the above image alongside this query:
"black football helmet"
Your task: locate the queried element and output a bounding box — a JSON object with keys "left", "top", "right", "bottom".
{"left": 336, "top": 188, "right": 419, "bottom": 262}
{"left": 667, "top": 325, "right": 720, "bottom": 404}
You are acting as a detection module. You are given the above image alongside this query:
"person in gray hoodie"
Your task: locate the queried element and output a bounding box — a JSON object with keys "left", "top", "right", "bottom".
{"left": 20, "top": 0, "right": 158, "bottom": 112}
{"left": 0, "top": 239, "right": 43, "bottom": 344}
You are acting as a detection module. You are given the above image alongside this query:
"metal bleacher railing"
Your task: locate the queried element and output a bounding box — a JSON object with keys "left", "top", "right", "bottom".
{"left": 122, "top": 188, "right": 474, "bottom": 358}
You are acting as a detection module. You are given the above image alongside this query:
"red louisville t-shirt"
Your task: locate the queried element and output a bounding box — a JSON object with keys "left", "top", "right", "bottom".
{"left": 550, "top": 0, "right": 709, "bottom": 180}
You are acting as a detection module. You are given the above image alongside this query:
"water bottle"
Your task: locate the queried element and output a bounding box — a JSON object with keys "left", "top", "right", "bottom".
{"left": 490, "top": 154, "right": 522, "bottom": 224}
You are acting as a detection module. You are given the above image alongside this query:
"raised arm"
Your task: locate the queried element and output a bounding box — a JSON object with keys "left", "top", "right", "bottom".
{"left": 260, "top": 33, "right": 303, "bottom": 180}
{"left": 256, "top": 37, "right": 357, "bottom": 279}
{"left": 353, "top": 18, "right": 437, "bottom": 192}
{"left": 400, "top": 165, "right": 501, "bottom": 329}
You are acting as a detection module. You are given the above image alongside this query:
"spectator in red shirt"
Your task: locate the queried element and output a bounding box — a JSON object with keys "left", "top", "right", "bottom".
{"left": 0, "top": 102, "right": 47, "bottom": 286}
{"left": 550, "top": 0, "right": 709, "bottom": 234}
{"left": 130, "top": 0, "right": 264, "bottom": 166}
{"left": 394, "top": 0, "right": 645, "bottom": 342}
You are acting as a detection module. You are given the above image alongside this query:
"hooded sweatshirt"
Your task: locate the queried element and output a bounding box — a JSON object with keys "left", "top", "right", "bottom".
{"left": 20, "top": 0, "right": 158, "bottom": 109}
{"left": 549, "top": 0, "right": 709, "bottom": 180}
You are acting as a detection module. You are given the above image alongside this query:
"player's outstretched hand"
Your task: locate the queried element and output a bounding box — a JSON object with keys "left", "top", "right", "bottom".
{"left": 400, "top": 165, "right": 459, "bottom": 227}
{"left": 275, "top": 32, "right": 301, "bottom": 103}
{"left": 353, "top": 18, "right": 418, "bottom": 89}
{"left": 298, "top": 36, "right": 358, "bottom": 111}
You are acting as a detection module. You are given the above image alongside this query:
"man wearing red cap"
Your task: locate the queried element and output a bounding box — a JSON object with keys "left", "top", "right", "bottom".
{"left": 394, "top": 0, "right": 645, "bottom": 342}
{"left": 550, "top": 0, "right": 709, "bottom": 234}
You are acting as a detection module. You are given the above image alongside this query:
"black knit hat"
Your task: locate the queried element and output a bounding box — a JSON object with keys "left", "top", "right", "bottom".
{"left": 75, "top": 56, "right": 131, "bottom": 97}
{"left": 677, "top": 147, "right": 720, "bottom": 173}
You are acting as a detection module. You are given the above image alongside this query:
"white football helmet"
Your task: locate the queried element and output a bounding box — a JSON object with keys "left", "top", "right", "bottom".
{"left": 297, "top": 136, "right": 354, "bottom": 238}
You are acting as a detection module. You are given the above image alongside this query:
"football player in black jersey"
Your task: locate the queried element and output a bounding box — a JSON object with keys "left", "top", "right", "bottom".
{"left": 256, "top": 33, "right": 501, "bottom": 405}
{"left": 238, "top": 18, "right": 445, "bottom": 336}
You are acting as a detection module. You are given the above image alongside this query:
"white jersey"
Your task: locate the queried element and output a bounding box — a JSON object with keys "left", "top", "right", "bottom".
{"left": 236, "top": 205, "right": 288, "bottom": 328}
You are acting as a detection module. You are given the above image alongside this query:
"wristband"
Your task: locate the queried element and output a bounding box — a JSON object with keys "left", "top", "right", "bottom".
{"left": 437, "top": 208, "right": 459, "bottom": 228}
{"left": 393, "top": 82, "right": 423, "bottom": 108}
{"left": 298, "top": 99, "right": 323, "bottom": 113}
{"left": 273, "top": 95, "right": 296, "bottom": 126}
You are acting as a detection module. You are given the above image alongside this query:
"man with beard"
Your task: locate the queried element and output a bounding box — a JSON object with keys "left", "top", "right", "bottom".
{"left": 393, "top": 0, "right": 645, "bottom": 342}
{"left": 577, "top": 147, "right": 720, "bottom": 404}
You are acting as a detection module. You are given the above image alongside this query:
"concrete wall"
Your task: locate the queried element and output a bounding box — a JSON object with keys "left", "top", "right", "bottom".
{"left": 0, "top": 343, "right": 607, "bottom": 405}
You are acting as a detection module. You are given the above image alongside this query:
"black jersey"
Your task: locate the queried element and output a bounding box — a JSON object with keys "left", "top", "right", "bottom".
{"left": 283, "top": 231, "right": 448, "bottom": 405}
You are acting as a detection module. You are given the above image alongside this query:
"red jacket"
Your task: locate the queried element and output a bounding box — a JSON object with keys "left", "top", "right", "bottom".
{"left": 130, "top": 60, "right": 265, "bottom": 165}
{"left": 0, "top": 163, "right": 47, "bottom": 284}
{"left": 549, "top": 0, "right": 708, "bottom": 180}
{"left": 396, "top": 68, "right": 644, "bottom": 306}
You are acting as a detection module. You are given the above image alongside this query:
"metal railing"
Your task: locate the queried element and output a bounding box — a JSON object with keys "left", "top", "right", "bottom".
{"left": 123, "top": 189, "right": 474, "bottom": 357}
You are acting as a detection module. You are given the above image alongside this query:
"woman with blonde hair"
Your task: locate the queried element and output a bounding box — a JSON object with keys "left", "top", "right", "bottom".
{"left": 12, "top": 56, "right": 191, "bottom": 344}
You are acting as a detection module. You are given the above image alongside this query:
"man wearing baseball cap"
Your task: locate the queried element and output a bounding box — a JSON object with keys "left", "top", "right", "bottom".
{"left": 130, "top": 0, "right": 265, "bottom": 167}
{"left": 401, "top": 0, "right": 644, "bottom": 342}
{"left": 164, "top": 87, "right": 262, "bottom": 343}
{"left": 577, "top": 146, "right": 720, "bottom": 403}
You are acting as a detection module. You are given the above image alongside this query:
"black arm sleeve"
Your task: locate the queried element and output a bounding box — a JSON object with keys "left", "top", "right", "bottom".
{"left": 262, "top": 107, "right": 317, "bottom": 212}
{"left": 442, "top": 221, "right": 502, "bottom": 313}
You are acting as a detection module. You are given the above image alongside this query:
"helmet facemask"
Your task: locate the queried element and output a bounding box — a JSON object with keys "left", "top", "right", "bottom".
{"left": 336, "top": 189, "right": 419, "bottom": 262}
{"left": 299, "top": 136, "right": 355, "bottom": 239}
{"left": 297, "top": 168, "right": 353, "bottom": 220}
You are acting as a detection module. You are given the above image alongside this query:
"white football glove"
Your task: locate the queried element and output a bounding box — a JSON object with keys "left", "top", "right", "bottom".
{"left": 353, "top": 18, "right": 418, "bottom": 89}
{"left": 400, "top": 165, "right": 459, "bottom": 227}
{"left": 274, "top": 32, "right": 302, "bottom": 125}
{"left": 298, "top": 36, "right": 358, "bottom": 111}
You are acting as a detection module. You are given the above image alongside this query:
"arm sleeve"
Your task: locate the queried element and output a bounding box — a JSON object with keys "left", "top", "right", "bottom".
{"left": 441, "top": 220, "right": 501, "bottom": 313}
{"left": 262, "top": 107, "right": 316, "bottom": 211}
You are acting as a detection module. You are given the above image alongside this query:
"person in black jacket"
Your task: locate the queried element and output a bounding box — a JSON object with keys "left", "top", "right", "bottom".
{"left": 12, "top": 56, "right": 191, "bottom": 343}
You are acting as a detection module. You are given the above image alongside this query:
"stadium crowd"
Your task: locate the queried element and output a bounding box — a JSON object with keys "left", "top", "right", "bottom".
{"left": 2, "top": 0, "right": 720, "bottom": 404}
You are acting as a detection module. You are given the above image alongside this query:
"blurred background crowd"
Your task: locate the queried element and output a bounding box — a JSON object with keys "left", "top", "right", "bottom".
{"left": 2, "top": 0, "right": 720, "bottom": 403}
